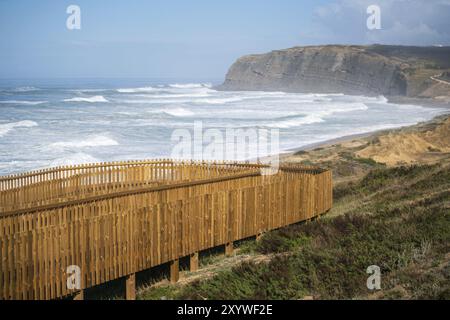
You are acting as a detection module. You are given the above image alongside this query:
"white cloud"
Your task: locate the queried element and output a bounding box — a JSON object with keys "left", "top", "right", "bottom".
{"left": 311, "top": 0, "right": 450, "bottom": 45}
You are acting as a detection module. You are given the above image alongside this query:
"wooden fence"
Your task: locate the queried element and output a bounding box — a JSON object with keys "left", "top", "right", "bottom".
{"left": 0, "top": 160, "right": 332, "bottom": 300}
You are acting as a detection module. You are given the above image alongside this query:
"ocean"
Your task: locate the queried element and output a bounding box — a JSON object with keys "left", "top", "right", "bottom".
{"left": 0, "top": 79, "right": 445, "bottom": 176}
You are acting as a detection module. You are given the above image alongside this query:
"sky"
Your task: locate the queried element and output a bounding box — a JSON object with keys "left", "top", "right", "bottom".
{"left": 1, "top": 0, "right": 449, "bottom": 80}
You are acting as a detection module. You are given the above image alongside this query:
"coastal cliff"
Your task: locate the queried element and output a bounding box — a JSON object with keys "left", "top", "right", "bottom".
{"left": 218, "top": 45, "right": 450, "bottom": 99}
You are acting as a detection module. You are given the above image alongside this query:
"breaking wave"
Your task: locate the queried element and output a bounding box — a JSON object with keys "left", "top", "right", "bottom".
{"left": 12, "top": 86, "right": 40, "bottom": 92}
{"left": 194, "top": 97, "right": 245, "bottom": 104}
{"left": 50, "top": 135, "right": 119, "bottom": 149}
{"left": 49, "top": 152, "right": 100, "bottom": 167}
{"left": 63, "top": 96, "right": 109, "bottom": 103}
{"left": 0, "top": 100, "right": 47, "bottom": 105}
{"left": 161, "top": 107, "right": 195, "bottom": 117}
{"left": 0, "top": 120, "right": 38, "bottom": 137}
{"left": 261, "top": 103, "right": 369, "bottom": 129}
{"left": 168, "top": 83, "right": 212, "bottom": 89}
{"left": 117, "top": 87, "right": 161, "bottom": 93}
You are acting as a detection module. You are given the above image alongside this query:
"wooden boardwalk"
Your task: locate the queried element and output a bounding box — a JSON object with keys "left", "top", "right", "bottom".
{"left": 0, "top": 160, "right": 332, "bottom": 300}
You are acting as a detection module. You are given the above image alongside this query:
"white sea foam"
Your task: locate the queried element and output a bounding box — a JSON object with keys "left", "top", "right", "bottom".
{"left": 114, "top": 90, "right": 212, "bottom": 104}
{"left": 71, "top": 88, "right": 110, "bottom": 93}
{"left": 147, "top": 107, "right": 195, "bottom": 117}
{"left": 195, "top": 97, "right": 245, "bottom": 104}
{"left": 117, "top": 83, "right": 212, "bottom": 93}
{"left": 13, "top": 86, "right": 40, "bottom": 92}
{"left": 50, "top": 135, "right": 119, "bottom": 149}
{"left": 149, "top": 92, "right": 211, "bottom": 99}
{"left": 49, "top": 152, "right": 100, "bottom": 167}
{"left": 164, "top": 108, "right": 195, "bottom": 117}
{"left": 267, "top": 115, "right": 325, "bottom": 128}
{"left": 117, "top": 87, "right": 160, "bottom": 93}
{"left": 117, "top": 97, "right": 207, "bottom": 104}
{"left": 116, "top": 111, "right": 138, "bottom": 116}
{"left": 376, "top": 96, "right": 389, "bottom": 103}
{"left": 0, "top": 120, "right": 38, "bottom": 137}
{"left": 312, "top": 93, "right": 345, "bottom": 97}
{"left": 261, "top": 103, "right": 369, "bottom": 129}
{"left": 168, "top": 83, "right": 212, "bottom": 89}
{"left": 250, "top": 91, "right": 287, "bottom": 96}
{"left": 63, "top": 96, "right": 109, "bottom": 103}
{"left": 0, "top": 100, "right": 47, "bottom": 105}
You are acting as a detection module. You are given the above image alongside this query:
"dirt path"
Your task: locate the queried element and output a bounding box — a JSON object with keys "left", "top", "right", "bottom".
{"left": 180, "top": 253, "right": 273, "bottom": 286}
{"left": 431, "top": 74, "right": 450, "bottom": 85}
{"left": 137, "top": 250, "right": 278, "bottom": 297}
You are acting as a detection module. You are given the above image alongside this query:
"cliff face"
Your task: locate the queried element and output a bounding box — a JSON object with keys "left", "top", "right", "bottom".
{"left": 218, "top": 45, "right": 450, "bottom": 98}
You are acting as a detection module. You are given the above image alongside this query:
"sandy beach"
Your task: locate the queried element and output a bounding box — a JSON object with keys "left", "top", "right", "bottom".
{"left": 282, "top": 97, "right": 449, "bottom": 154}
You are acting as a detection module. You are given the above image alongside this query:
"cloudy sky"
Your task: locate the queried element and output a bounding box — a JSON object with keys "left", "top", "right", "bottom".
{"left": 0, "top": 0, "right": 449, "bottom": 79}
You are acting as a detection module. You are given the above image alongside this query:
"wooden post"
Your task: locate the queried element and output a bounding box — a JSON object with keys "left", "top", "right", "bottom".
{"left": 73, "top": 290, "right": 84, "bottom": 300}
{"left": 225, "top": 242, "right": 233, "bottom": 256}
{"left": 190, "top": 252, "right": 199, "bottom": 272}
{"left": 170, "top": 259, "right": 179, "bottom": 283}
{"left": 125, "top": 273, "right": 136, "bottom": 300}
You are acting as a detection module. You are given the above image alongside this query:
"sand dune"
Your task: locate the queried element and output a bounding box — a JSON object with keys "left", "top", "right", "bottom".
{"left": 356, "top": 117, "right": 450, "bottom": 166}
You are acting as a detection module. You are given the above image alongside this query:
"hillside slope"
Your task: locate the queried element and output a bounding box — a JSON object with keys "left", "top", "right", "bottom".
{"left": 138, "top": 163, "right": 450, "bottom": 300}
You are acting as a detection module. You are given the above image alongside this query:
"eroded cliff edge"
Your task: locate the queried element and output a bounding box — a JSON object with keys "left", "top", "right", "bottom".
{"left": 218, "top": 45, "right": 450, "bottom": 100}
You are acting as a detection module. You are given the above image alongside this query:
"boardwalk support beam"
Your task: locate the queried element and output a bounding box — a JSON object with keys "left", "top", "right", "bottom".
{"left": 190, "top": 252, "right": 199, "bottom": 272}
{"left": 73, "top": 290, "right": 84, "bottom": 301}
{"left": 170, "top": 259, "right": 179, "bottom": 283}
{"left": 225, "top": 242, "right": 234, "bottom": 256}
{"left": 125, "top": 274, "right": 136, "bottom": 300}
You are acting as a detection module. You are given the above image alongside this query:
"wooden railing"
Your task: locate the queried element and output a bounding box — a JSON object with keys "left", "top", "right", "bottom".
{"left": 0, "top": 160, "right": 259, "bottom": 212}
{"left": 0, "top": 160, "right": 332, "bottom": 300}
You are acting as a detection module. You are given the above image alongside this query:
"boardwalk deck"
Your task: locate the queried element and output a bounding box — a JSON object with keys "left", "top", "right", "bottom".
{"left": 0, "top": 160, "right": 332, "bottom": 300}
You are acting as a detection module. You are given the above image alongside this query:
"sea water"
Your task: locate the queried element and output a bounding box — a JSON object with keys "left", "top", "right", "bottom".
{"left": 0, "top": 79, "right": 444, "bottom": 175}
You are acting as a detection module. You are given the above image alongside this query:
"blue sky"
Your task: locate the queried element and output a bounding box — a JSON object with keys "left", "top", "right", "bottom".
{"left": 1, "top": 0, "right": 449, "bottom": 80}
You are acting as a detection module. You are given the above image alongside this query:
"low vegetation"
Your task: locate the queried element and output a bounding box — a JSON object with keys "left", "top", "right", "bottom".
{"left": 139, "top": 164, "right": 450, "bottom": 300}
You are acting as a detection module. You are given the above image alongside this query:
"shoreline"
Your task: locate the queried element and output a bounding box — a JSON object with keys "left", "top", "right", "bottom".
{"left": 284, "top": 131, "right": 378, "bottom": 154}
{"left": 282, "top": 98, "right": 450, "bottom": 158}
{"left": 280, "top": 112, "right": 450, "bottom": 184}
{"left": 250, "top": 94, "right": 450, "bottom": 162}
{"left": 387, "top": 96, "right": 450, "bottom": 109}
